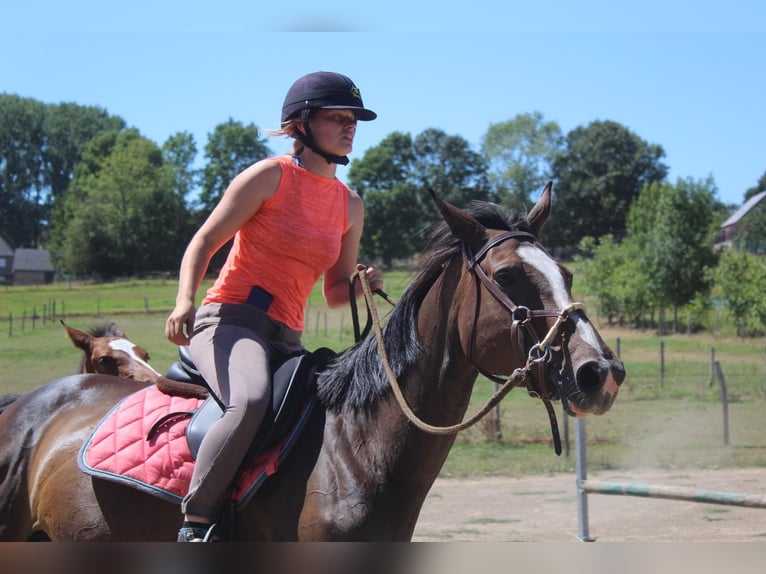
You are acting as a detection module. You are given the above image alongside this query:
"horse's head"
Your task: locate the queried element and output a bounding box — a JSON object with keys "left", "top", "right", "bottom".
{"left": 62, "top": 320, "right": 161, "bottom": 383}
{"left": 430, "top": 183, "right": 625, "bottom": 417}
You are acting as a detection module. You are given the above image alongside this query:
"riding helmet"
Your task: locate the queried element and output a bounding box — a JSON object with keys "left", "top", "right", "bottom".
{"left": 281, "top": 71, "right": 377, "bottom": 123}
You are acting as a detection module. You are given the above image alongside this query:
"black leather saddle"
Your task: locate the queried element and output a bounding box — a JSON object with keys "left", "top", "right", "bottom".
{"left": 165, "top": 345, "right": 335, "bottom": 459}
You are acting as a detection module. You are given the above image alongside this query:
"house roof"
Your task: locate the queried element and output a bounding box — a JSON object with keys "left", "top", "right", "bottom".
{"left": 0, "top": 235, "right": 13, "bottom": 257}
{"left": 12, "top": 248, "right": 54, "bottom": 272}
{"left": 721, "top": 190, "right": 766, "bottom": 227}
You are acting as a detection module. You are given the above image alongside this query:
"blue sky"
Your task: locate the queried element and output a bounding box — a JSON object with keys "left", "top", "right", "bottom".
{"left": 2, "top": 1, "right": 764, "bottom": 205}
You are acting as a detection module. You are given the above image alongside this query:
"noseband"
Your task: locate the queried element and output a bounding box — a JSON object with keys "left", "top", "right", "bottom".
{"left": 462, "top": 231, "right": 585, "bottom": 455}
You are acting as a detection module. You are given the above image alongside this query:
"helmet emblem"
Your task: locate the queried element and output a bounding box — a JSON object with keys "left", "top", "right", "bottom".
{"left": 350, "top": 86, "right": 361, "bottom": 100}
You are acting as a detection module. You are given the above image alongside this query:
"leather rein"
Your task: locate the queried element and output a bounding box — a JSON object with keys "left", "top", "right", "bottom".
{"left": 352, "top": 231, "right": 584, "bottom": 455}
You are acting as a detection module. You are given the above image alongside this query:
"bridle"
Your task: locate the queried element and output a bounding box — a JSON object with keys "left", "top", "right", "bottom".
{"left": 352, "top": 230, "right": 584, "bottom": 455}
{"left": 462, "top": 230, "right": 585, "bottom": 454}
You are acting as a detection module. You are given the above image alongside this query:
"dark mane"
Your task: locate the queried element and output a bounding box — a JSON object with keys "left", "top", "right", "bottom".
{"left": 317, "top": 199, "right": 532, "bottom": 412}
{"left": 86, "top": 321, "right": 124, "bottom": 338}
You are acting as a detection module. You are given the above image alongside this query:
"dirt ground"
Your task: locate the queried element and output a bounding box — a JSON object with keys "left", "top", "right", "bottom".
{"left": 412, "top": 467, "right": 766, "bottom": 542}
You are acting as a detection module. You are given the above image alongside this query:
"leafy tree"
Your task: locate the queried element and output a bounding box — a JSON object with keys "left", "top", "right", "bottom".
{"left": 0, "top": 94, "right": 45, "bottom": 247}
{"left": 481, "top": 111, "right": 563, "bottom": 209}
{"left": 712, "top": 250, "right": 766, "bottom": 337}
{"left": 576, "top": 235, "right": 650, "bottom": 327}
{"left": 411, "top": 128, "right": 492, "bottom": 208}
{"left": 348, "top": 132, "right": 419, "bottom": 264}
{"left": 162, "top": 131, "right": 199, "bottom": 203}
{"left": 736, "top": 198, "right": 766, "bottom": 254}
{"left": 43, "top": 102, "right": 126, "bottom": 204}
{"left": 348, "top": 129, "right": 491, "bottom": 265}
{"left": 626, "top": 177, "right": 718, "bottom": 331}
{"left": 545, "top": 120, "right": 668, "bottom": 252}
{"left": 199, "top": 119, "right": 272, "bottom": 214}
{"left": 0, "top": 94, "right": 125, "bottom": 248}
{"left": 50, "top": 130, "right": 187, "bottom": 278}
{"left": 744, "top": 169, "right": 766, "bottom": 200}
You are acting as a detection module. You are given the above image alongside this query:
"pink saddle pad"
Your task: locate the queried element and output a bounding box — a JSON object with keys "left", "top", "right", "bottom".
{"left": 78, "top": 385, "right": 312, "bottom": 506}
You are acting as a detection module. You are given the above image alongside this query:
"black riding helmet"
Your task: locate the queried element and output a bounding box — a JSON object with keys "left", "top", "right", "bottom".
{"left": 281, "top": 71, "right": 376, "bottom": 165}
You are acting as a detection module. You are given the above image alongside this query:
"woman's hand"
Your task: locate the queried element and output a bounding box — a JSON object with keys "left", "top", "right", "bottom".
{"left": 165, "top": 300, "right": 196, "bottom": 346}
{"left": 357, "top": 263, "right": 384, "bottom": 293}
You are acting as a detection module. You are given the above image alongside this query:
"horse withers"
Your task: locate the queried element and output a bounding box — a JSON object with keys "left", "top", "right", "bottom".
{"left": 0, "top": 184, "right": 624, "bottom": 541}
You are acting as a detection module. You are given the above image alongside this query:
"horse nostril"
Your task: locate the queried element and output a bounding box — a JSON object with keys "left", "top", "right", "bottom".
{"left": 575, "top": 362, "right": 603, "bottom": 395}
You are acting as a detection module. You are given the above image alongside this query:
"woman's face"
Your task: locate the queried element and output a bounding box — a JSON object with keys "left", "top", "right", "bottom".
{"left": 309, "top": 109, "right": 358, "bottom": 155}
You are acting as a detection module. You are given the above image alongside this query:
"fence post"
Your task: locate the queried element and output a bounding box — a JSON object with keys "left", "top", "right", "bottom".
{"left": 8, "top": 312, "right": 12, "bottom": 337}
{"left": 660, "top": 340, "right": 665, "bottom": 387}
{"left": 492, "top": 382, "right": 502, "bottom": 442}
{"left": 709, "top": 347, "right": 716, "bottom": 388}
{"left": 616, "top": 337, "right": 621, "bottom": 358}
{"left": 575, "top": 418, "right": 593, "bottom": 541}
{"left": 714, "top": 361, "right": 729, "bottom": 446}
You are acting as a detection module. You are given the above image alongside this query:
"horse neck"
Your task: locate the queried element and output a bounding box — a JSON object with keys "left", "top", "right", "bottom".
{"left": 407, "top": 261, "right": 480, "bottom": 426}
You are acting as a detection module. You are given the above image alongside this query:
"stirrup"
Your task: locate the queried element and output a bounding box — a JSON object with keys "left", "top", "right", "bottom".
{"left": 177, "top": 522, "right": 219, "bottom": 542}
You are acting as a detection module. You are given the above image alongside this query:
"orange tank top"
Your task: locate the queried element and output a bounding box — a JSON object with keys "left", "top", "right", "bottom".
{"left": 202, "top": 155, "right": 349, "bottom": 331}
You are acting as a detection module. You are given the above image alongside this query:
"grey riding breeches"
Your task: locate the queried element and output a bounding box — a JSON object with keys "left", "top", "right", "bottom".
{"left": 182, "top": 302, "right": 303, "bottom": 519}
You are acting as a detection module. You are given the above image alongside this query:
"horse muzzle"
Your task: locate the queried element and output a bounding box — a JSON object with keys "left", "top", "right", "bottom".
{"left": 558, "top": 357, "right": 625, "bottom": 417}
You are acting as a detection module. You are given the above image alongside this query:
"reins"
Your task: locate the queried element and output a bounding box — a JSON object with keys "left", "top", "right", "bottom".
{"left": 352, "top": 231, "right": 585, "bottom": 454}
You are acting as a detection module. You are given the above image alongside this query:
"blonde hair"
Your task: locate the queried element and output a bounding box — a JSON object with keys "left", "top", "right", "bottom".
{"left": 266, "top": 118, "right": 304, "bottom": 156}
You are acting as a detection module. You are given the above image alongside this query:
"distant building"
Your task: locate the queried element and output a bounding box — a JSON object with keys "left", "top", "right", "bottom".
{"left": 11, "top": 248, "right": 55, "bottom": 285}
{"left": 0, "top": 236, "right": 56, "bottom": 285}
{"left": 715, "top": 191, "right": 766, "bottom": 250}
{"left": 0, "top": 236, "right": 13, "bottom": 284}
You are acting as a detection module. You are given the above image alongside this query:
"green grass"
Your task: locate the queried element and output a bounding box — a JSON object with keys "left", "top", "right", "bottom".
{"left": 2, "top": 275, "right": 765, "bottom": 476}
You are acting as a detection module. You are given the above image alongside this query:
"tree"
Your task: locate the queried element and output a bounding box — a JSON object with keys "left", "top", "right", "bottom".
{"left": 576, "top": 235, "right": 651, "bottom": 327}
{"left": 0, "top": 94, "right": 45, "bottom": 247}
{"left": 50, "top": 130, "right": 188, "bottom": 278}
{"left": 712, "top": 250, "right": 766, "bottom": 337}
{"left": 736, "top": 200, "right": 766, "bottom": 254}
{"left": 0, "top": 94, "right": 125, "bottom": 248}
{"left": 411, "top": 128, "right": 492, "bottom": 208}
{"left": 348, "top": 129, "right": 491, "bottom": 265}
{"left": 744, "top": 169, "right": 766, "bottom": 200}
{"left": 481, "top": 111, "right": 563, "bottom": 210}
{"left": 545, "top": 120, "right": 668, "bottom": 252}
{"left": 199, "top": 119, "right": 272, "bottom": 214}
{"left": 626, "top": 177, "right": 718, "bottom": 332}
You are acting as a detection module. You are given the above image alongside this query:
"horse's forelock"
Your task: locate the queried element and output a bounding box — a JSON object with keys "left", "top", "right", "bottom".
{"left": 87, "top": 322, "right": 125, "bottom": 338}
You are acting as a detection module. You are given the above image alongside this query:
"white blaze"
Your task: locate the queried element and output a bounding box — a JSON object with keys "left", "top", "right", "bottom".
{"left": 108, "top": 338, "right": 161, "bottom": 375}
{"left": 517, "top": 244, "right": 601, "bottom": 352}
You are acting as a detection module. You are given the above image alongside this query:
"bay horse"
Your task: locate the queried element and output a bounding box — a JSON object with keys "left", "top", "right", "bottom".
{"left": 62, "top": 320, "right": 161, "bottom": 383}
{"left": 0, "top": 185, "right": 624, "bottom": 541}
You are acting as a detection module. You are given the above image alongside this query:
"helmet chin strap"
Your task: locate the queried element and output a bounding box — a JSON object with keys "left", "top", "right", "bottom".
{"left": 298, "top": 110, "right": 349, "bottom": 166}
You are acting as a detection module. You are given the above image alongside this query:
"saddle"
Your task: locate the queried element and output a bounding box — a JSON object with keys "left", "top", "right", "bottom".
{"left": 79, "top": 345, "right": 336, "bottom": 509}
{"left": 164, "top": 344, "right": 336, "bottom": 460}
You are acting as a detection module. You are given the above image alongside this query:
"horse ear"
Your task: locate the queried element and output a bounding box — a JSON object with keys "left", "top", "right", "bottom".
{"left": 527, "top": 181, "right": 552, "bottom": 235}
{"left": 63, "top": 322, "right": 91, "bottom": 352}
{"left": 428, "top": 188, "right": 487, "bottom": 250}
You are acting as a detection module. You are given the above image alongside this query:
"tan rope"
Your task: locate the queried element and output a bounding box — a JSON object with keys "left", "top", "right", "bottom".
{"left": 355, "top": 266, "right": 531, "bottom": 436}
{"left": 536, "top": 301, "right": 585, "bottom": 354}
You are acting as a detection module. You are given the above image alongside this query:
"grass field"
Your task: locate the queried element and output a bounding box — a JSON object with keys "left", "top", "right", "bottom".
{"left": 2, "top": 275, "right": 765, "bottom": 476}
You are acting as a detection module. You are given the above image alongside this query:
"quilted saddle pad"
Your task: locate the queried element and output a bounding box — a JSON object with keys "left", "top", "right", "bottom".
{"left": 78, "top": 385, "right": 314, "bottom": 507}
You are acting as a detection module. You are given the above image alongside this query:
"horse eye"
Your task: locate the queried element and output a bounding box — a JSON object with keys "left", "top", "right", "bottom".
{"left": 493, "top": 268, "right": 516, "bottom": 288}
{"left": 98, "top": 356, "right": 116, "bottom": 367}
